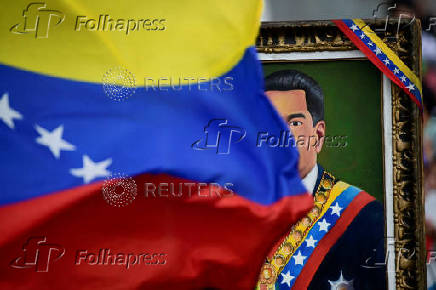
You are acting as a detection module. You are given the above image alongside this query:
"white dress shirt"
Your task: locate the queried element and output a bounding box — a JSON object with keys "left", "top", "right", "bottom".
{"left": 302, "top": 164, "right": 318, "bottom": 195}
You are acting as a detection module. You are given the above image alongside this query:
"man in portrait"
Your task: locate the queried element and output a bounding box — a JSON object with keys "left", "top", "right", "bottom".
{"left": 257, "top": 70, "right": 386, "bottom": 289}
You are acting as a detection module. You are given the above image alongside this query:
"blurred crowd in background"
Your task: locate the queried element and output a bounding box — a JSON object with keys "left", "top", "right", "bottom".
{"left": 400, "top": 1, "right": 436, "bottom": 289}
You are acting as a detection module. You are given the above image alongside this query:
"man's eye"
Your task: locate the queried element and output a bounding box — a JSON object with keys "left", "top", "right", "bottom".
{"left": 289, "top": 121, "right": 302, "bottom": 127}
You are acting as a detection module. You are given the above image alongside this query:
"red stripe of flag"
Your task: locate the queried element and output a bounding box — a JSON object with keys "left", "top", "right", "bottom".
{"left": 0, "top": 173, "right": 312, "bottom": 289}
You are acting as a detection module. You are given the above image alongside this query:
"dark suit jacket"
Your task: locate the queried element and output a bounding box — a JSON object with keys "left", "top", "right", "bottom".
{"left": 308, "top": 165, "right": 386, "bottom": 290}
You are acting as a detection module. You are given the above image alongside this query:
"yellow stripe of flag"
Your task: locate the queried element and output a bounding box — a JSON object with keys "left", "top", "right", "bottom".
{"left": 0, "top": 0, "right": 262, "bottom": 84}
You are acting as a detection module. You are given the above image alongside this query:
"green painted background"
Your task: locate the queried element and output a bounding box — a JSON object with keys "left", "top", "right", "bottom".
{"left": 263, "top": 60, "right": 384, "bottom": 202}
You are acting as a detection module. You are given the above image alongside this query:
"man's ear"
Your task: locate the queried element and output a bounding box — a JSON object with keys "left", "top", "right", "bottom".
{"left": 314, "top": 121, "right": 326, "bottom": 153}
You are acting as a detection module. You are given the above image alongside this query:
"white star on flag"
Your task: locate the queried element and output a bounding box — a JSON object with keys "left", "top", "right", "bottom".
{"left": 318, "top": 218, "right": 331, "bottom": 232}
{"left": 280, "top": 271, "right": 295, "bottom": 287}
{"left": 406, "top": 83, "right": 415, "bottom": 91}
{"left": 35, "top": 124, "right": 76, "bottom": 159}
{"left": 393, "top": 67, "right": 400, "bottom": 74}
{"left": 383, "top": 58, "right": 390, "bottom": 65}
{"left": 293, "top": 251, "right": 307, "bottom": 266}
{"left": 329, "top": 271, "right": 354, "bottom": 289}
{"left": 0, "top": 92, "right": 23, "bottom": 129}
{"left": 331, "top": 202, "right": 343, "bottom": 216}
{"left": 305, "top": 235, "right": 317, "bottom": 248}
{"left": 350, "top": 24, "right": 359, "bottom": 31}
{"left": 70, "top": 155, "right": 112, "bottom": 183}
{"left": 368, "top": 41, "right": 374, "bottom": 46}
{"left": 401, "top": 76, "right": 407, "bottom": 82}
{"left": 360, "top": 33, "right": 366, "bottom": 39}
{"left": 374, "top": 47, "right": 382, "bottom": 55}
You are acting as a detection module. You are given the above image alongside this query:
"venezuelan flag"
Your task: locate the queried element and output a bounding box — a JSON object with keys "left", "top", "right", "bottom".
{"left": 0, "top": 1, "right": 312, "bottom": 288}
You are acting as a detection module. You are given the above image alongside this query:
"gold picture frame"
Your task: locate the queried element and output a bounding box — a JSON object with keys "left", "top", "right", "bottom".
{"left": 256, "top": 19, "right": 425, "bottom": 290}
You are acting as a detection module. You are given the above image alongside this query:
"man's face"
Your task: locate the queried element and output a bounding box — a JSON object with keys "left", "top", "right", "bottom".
{"left": 265, "top": 89, "right": 325, "bottom": 178}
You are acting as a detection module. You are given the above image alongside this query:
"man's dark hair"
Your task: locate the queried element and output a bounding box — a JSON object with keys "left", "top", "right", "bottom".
{"left": 265, "top": 70, "right": 324, "bottom": 125}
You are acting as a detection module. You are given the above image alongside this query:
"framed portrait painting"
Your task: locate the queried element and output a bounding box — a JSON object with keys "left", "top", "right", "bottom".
{"left": 255, "top": 19, "right": 424, "bottom": 290}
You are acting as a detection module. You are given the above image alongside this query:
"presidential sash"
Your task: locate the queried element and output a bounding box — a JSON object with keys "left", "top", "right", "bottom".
{"left": 257, "top": 171, "right": 375, "bottom": 289}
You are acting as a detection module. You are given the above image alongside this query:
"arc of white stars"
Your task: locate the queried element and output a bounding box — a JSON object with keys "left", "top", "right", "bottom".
{"left": 318, "top": 218, "right": 331, "bottom": 232}
{"left": 0, "top": 92, "right": 23, "bottom": 129}
{"left": 293, "top": 251, "right": 307, "bottom": 266}
{"left": 35, "top": 124, "right": 76, "bottom": 159}
{"left": 305, "top": 235, "right": 317, "bottom": 248}
{"left": 331, "top": 202, "right": 343, "bottom": 217}
{"left": 280, "top": 270, "right": 295, "bottom": 287}
{"left": 70, "top": 155, "right": 112, "bottom": 183}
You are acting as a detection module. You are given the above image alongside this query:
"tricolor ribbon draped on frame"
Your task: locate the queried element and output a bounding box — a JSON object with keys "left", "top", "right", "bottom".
{"left": 333, "top": 19, "right": 423, "bottom": 111}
